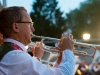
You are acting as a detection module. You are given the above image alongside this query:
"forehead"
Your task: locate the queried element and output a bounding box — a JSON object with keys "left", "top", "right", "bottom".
{"left": 21, "top": 10, "right": 32, "bottom": 21}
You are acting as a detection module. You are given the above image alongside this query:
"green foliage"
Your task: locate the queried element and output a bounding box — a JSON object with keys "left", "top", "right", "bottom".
{"left": 30, "top": 0, "right": 67, "bottom": 38}
{"left": 66, "top": 0, "right": 100, "bottom": 41}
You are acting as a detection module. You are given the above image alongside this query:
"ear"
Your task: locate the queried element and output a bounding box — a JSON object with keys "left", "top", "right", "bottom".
{"left": 12, "top": 23, "right": 19, "bottom": 32}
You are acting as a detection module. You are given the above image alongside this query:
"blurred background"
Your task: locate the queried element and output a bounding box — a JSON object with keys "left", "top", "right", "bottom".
{"left": 1, "top": 0, "right": 100, "bottom": 75}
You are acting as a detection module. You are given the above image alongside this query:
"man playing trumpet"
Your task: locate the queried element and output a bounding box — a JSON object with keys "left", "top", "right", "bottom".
{"left": 0, "top": 6, "right": 75, "bottom": 75}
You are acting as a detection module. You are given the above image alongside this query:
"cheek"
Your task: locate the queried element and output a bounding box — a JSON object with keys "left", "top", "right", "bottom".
{"left": 29, "top": 27, "right": 32, "bottom": 33}
{"left": 25, "top": 25, "right": 31, "bottom": 33}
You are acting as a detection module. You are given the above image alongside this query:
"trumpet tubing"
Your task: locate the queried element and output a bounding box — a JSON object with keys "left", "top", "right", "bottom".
{"left": 32, "top": 34, "right": 96, "bottom": 58}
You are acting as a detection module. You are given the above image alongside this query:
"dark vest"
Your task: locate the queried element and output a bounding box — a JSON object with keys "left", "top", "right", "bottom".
{"left": 0, "top": 42, "right": 23, "bottom": 61}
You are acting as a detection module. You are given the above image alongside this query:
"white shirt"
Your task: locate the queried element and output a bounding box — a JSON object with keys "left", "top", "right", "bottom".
{"left": 0, "top": 38, "right": 75, "bottom": 75}
{"left": 93, "top": 66, "right": 100, "bottom": 72}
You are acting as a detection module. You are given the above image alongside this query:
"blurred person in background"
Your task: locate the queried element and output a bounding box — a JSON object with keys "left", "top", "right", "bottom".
{"left": 77, "top": 60, "right": 92, "bottom": 75}
{"left": 0, "top": 6, "right": 75, "bottom": 75}
{"left": 0, "top": 33, "right": 3, "bottom": 45}
{"left": 92, "top": 61, "right": 100, "bottom": 75}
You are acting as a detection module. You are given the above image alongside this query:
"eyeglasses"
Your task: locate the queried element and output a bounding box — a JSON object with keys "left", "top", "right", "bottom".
{"left": 16, "top": 22, "right": 34, "bottom": 26}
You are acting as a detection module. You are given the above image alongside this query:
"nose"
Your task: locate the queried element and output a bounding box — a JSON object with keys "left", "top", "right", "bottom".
{"left": 30, "top": 25, "right": 35, "bottom": 32}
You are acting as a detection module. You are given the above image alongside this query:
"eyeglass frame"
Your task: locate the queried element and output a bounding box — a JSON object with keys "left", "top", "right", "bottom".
{"left": 16, "top": 22, "right": 34, "bottom": 26}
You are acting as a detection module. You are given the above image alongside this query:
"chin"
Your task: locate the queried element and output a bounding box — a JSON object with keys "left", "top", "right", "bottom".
{"left": 28, "top": 39, "right": 32, "bottom": 43}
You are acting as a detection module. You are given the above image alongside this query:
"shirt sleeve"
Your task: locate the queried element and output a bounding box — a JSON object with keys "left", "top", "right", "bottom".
{"left": 56, "top": 49, "right": 75, "bottom": 75}
{"left": 0, "top": 50, "right": 75, "bottom": 75}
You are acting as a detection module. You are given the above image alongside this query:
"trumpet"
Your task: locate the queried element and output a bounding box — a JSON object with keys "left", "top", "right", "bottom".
{"left": 32, "top": 34, "right": 96, "bottom": 58}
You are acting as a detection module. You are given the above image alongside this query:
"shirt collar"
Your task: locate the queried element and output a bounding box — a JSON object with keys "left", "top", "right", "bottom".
{"left": 4, "top": 38, "right": 28, "bottom": 52}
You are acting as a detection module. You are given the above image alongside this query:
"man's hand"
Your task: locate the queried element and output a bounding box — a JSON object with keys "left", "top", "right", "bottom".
{"left": 29, "top": 41, "right": 44, "bottom": 59}
{"left": 58, "top": 33, "right": 75, "bottom": 52}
